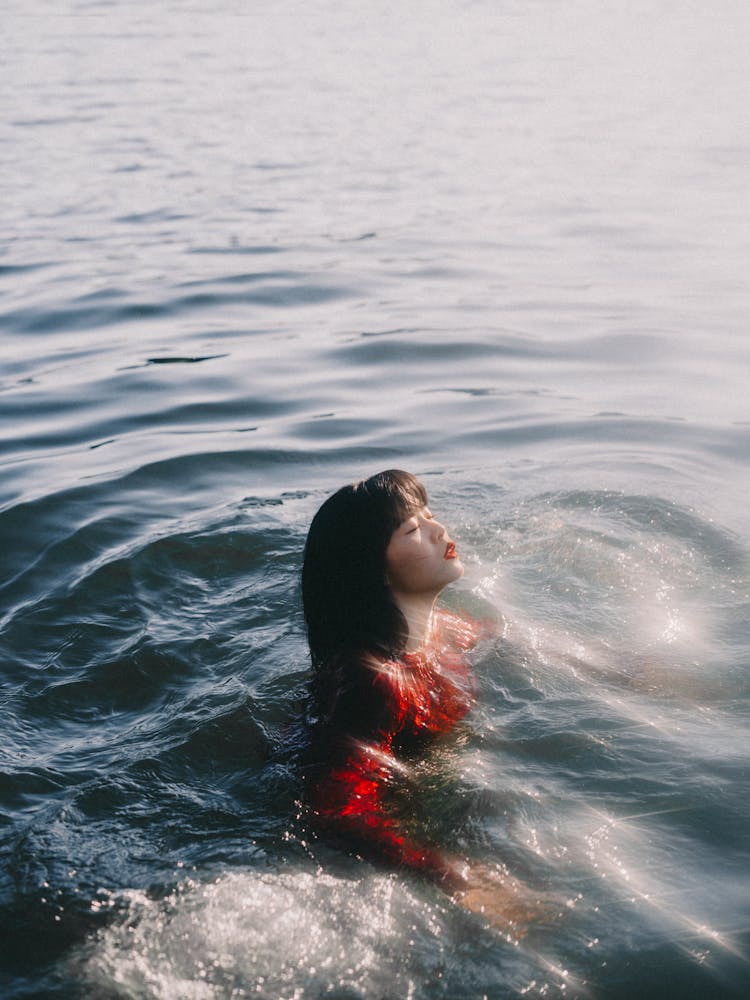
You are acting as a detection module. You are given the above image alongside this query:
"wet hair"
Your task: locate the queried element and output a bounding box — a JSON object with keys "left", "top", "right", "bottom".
{"left": 302, "top": 469, "right": 428, "bottom": 669}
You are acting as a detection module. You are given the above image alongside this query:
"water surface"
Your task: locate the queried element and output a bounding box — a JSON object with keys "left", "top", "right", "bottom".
{"left": 2, "top": 2, "right": 749, "bottom": 997}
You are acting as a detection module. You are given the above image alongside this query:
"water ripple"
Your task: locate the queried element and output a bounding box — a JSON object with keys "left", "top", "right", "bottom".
{"left": 2, "top": 278, "right": 353, "bottom": 335}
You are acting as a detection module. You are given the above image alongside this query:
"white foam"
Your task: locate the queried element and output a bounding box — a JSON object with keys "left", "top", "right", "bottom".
{"left": 81, "top": 868, "right": 445, "bottom": 1000}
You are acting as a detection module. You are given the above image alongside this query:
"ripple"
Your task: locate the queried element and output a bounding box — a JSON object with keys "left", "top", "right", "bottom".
{"left": 177, "top": 270, "right": 300, "bottom": 288}
{"left": 288, "top": 414, "right": 391, "bottom": 443}
{"left": 453, "top": 414, "right": 746, "bottom": 457}
{"left": 11, "top": 115, "right": 99, "bottom": 127}
{"left": 2, "top": 278, "right": 353, "bottom": 334}
{"left": 190, "top": 244, "right": 286, "bottom": 255}
{"left": 0, "top": 262, "right": 52, "bottom": 277}
{"left": 327, "top": 334, "right": 521, "bottom": 367}
{"left": 24, "top": 640, "right": 195, "bottom": 720}
{"left": 115, "top": 209, "right": 192, "bottom": 225}
{"left": 142, "top": 355, "right": 227, "bottom": 366}
{"left": 544, "top": 489, "right": 748, "bottom": 570}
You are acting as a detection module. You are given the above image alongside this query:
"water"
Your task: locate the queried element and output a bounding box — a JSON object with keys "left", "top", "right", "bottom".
{"left": 2, "top": 1, "right": 749, "bottom": 997}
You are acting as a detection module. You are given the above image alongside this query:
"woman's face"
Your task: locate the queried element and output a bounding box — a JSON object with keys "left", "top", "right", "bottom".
{"left": 384, "top": 505, "right": 464, "bottom": 598}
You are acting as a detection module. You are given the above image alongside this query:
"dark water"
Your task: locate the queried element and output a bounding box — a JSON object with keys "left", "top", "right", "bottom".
{"left": 2, "top": 2, "right": 749, "bottom": 997}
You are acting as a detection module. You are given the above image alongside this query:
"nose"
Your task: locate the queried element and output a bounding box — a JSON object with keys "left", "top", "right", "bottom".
{"left": 431, "top": 518, "right": 447, "bottom": 539}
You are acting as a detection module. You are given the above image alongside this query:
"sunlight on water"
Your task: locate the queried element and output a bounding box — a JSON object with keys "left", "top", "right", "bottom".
{"left": 79, "top": 863, "right": 609, "bottom": 1000}
{"left": 467, "top": 490, "right": 743, "bottom": 700}
{"left": 81, "top": 868, "right": 453, "bottom": 999}
{"left": 574, "top": 807, "right": 749, "bottom": 968}
{"left": 452, "top": 486, "right": 750, "bottom": 995}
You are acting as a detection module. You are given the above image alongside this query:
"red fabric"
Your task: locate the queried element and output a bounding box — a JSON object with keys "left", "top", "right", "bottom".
{"left": 311, "top": 611, "right": 478, "bottom": 878}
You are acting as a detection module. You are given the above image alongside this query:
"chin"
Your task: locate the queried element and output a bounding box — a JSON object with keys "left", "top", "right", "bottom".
{"left": 446, "top": 559, "right": 464, "bottom": 581}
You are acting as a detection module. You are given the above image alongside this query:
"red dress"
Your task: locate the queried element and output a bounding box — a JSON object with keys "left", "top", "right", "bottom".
{"left": 310, "top": 611, "right": 479, "bottom": 881}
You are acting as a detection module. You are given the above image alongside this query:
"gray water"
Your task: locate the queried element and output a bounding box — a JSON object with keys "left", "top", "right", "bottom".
{"left": 1, "top": 2, "right": 749, "bottom": 998}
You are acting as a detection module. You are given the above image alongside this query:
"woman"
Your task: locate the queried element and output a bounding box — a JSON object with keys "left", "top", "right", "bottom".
{"left": 301, "top": 470, "right": 548, "bottom": 932}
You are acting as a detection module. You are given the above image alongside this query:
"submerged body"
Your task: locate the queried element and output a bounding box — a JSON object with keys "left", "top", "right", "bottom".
{"left": 308, "top": 609, "right": 479, "bottom": 883}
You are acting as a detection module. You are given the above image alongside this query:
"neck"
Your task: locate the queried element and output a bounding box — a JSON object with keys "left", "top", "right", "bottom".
{"left": 392, "top": 592, "right": 438, "bottom": 652}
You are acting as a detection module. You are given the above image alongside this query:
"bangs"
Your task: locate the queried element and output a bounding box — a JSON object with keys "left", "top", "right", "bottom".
{"left": 357, "top": 469, "right": 428, "bottom": 530}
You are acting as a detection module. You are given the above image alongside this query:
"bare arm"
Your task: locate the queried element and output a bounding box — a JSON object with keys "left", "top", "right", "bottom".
{"left": 449, "top": 860, "right": 556, "bottom": 936}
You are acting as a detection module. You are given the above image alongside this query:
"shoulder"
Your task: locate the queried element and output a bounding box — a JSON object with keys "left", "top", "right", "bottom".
{"left": 433, "top": 609, "right": 480, "bottom": 652}
{"left": 329, "top": 648, "right": 411, "bottom": 708}
{"left": 311, "top": 648, "right": 409, "bottom": 743}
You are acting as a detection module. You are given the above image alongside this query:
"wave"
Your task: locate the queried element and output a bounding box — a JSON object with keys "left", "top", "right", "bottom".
{"left": 1, "top": 277, "right": 353, "bottom": 336}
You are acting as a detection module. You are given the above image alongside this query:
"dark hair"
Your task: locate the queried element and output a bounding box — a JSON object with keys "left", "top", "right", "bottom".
{"left": 302, "top": 469, "right": 428, "bottom": 668}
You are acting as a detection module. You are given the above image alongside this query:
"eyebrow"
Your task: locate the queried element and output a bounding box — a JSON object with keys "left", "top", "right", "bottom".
{"left": 401, "top": 507, "right": 431, "bottom": 528}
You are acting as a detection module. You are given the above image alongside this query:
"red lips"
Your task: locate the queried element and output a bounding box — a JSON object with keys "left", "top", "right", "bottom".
{"left": 444, "top": 541, "right": 457, "bottom": 559}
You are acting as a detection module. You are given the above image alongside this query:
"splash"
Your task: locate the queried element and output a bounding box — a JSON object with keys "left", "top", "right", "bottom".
{"left": 80, "top": 868, "right": 446, "bottom": 1000}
